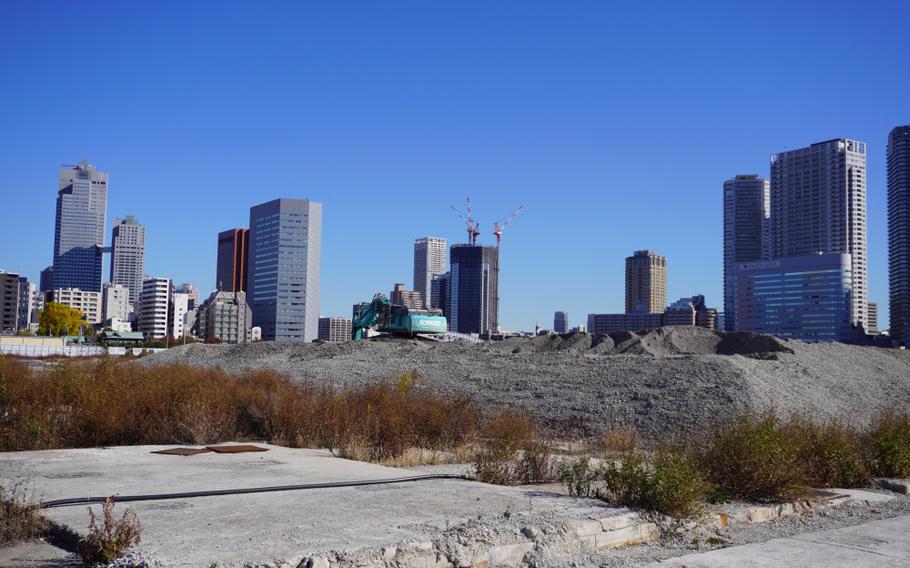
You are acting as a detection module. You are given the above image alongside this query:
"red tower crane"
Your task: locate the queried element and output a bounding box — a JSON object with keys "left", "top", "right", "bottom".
{"left": 492, "top": 205, "right": 523, "bottom": 246}
{"left": 450, "top": 198, "right": 481, "bottom": 244}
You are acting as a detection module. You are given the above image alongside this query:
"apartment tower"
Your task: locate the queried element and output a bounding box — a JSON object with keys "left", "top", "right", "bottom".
{"left": 770, "top": 139, "right": 868, "bottom": 329}
{"left": 247, "top": 199, "right": 322, "bottom": 342}
{"left": 52, "top": 161, "right": 108, "bottom": 292}
{"left": 216, "top": 228, "right": 249, "bottom": 293}
{"left": 110, "top": 215, "right": 146, "bottom": 305}
{"left": 138, "top": 277, "right": 171, "bottom": 339}
{"left": 723, "top": 175, "right": 770, "bottom": 331}
{"left": 553, "top": 311, "right": 569, "bottom": 333}
{"left": 888, "top": 126, "right": 910, "bottom": 347}
{"left": 413, "top": 237, "right": 447, "bottom": 309}
{"left": 625, "top": 250, "right": 666, "bottom": 314}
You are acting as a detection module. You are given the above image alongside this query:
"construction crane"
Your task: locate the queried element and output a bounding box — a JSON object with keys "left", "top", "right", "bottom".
{"left": 450, "top": 198, "right": 480, "bottom": 244}
{"left": 492, "top": 205, "right": 523, "bottom": 246}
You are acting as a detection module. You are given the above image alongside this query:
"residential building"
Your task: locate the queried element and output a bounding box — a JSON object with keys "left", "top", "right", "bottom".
{"left": 176, "top": 283, "right": 200, "bottom": 309}
{"left": 247, "top": 199, "right": 322, "bottom": 341}
{"left": 195, "top": 290, "right": 252, "bottom": 344}
{"left": 391, "top": 283, "right": 423, "bottom": 309}
{"left": 413, "top": 237, "right": 447, "bottom": 309}
{"left": 0, "top": 270, "right": 19, "bottom": 333}
{"left": 44, "top": 288, "right": 102, "bottom": 324}
{"left": 867, "top": 302, "right": 879, "bottom": 335}
{"left": 448, "top": 244, "right": 499, "bottom": 335}
{"left": 723, "top": 175, "right": 770, "bottom": 331}
{"left": 318, "top": 316, "right": 353, "bottom": 342}
{"left": 732, "top": 253, "right": 853, "bottom": 343}
{"left": 586, "top": 313, "right": 663, "bottom": 334}
{"left": 553, "top": 311, "right": 569, "bottom": 334}
{"left": 664, "top": 295, "right": 718, "bottom": 330}
{"left": 138, "top": 277, "right": 171, "bottom": 339}
{"left": 17, "top": 277, "right": 35, "bottom": 331}
{"left": 52, "top": 161, "right": 107, "bottom": 292}
{"left": 170, "top": 292, "right": 189, "bottom": 338}
{"left": 888, "top": 125, "right": 910, "bottom": 347}
{"left": 39, "top": 266, "right": 54, "bottom": 292}
{"left": 625, "top": 250, "right": 666, "bottom": 314}
{"left": 216, "top": 228, "right": 249, "bottom": 293}
{"left": 771, "top": 139, "right": 868, "bottom": 330}
{"left": 101, "top": 283, "right": 130, "bottom": 325}
{"left": 109, "top": 215, "right": 145, "bottom": 305}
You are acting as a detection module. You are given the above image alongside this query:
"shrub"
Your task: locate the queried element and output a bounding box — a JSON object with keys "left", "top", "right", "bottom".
{"left": 865, "top": 409, "right": 910, "bottom": 478}
{"left": 474, "top": 411, "right": 553, "bottom": 485}
{"left": 78, "top": 497, "right": 141, "bottom": 566}
{"left": 788, "top": 418, "right": 870, "bottom": 488}
{"left": 559, "top": 456, "right": 597, "bottom": 497}
{"left": 599, "top": 448, "right": 710, "bottom": 517}
{"left": 0, "top": 479, "right": 47, "bottom": 546}
{"left": 699, "top": 412, "right": 808, "bottom": 502}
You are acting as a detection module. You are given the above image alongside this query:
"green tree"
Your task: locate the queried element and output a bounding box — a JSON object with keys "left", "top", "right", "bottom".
{"left": 38, "top": 302, "right": 87, "bottom": 336}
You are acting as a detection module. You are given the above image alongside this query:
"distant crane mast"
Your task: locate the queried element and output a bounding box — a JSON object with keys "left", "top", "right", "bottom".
{"left": 492, "top": 205, "right": 523, "bottom": 246}
{"left": 450, "top": 197, "right": 481, "bottom": 245}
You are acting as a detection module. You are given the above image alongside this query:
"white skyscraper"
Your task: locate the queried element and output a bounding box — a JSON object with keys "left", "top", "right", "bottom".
{"left": 138, "top": 277, "right": 171, "bottom": 339}
{"left": 771, "top": 139, "right": 868, "bottom": 329}
{"left": 110, "top": 215, "right": 146, "bottom": 306}
{"left": 413, "top": 237, "right": 447, "bottom": 309}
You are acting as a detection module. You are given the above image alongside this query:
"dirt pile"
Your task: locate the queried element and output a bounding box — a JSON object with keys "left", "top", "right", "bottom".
{"left": 141, "top": 327, "right": 910, "bottom": 441}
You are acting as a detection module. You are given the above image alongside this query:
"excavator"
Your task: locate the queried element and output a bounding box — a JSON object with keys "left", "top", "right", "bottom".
{"left": 352, "top": 293, "right": 447, "bottom": 340}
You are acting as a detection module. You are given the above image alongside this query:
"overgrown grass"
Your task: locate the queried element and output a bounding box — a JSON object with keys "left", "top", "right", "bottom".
{"left": 0, "top": 479, "right": 47, "bottom": 547}
{"left": 473, "top": 411, "right": 554, "bottom": 485}
{"left": 865, "top": 409, "right": 910, "bottom": 478}
{"left": 0, "top": 358, "right": 477, "bottom": 462}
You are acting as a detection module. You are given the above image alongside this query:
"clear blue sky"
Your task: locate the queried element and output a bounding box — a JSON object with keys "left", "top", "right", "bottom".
{"left": 2, "top": 1, "right": 908, "bottom": 331}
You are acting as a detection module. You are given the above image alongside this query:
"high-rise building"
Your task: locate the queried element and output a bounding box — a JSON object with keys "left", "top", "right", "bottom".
{"left": 553, "top": 311, "right": 569, "bottom": 333}
{"left": 247, "top": 199, "right": 322, "bottom": 342}
{"left": 625, "top": 250, "right": 666, "bottom": 314}
{"left": 195, "top": 290, "right": 253, "bottom": 344}
{"left": 52, "top": 161, "right": 107, "bottom": 292}
{"left": 430, "top": 272, "right": 450, "bottom": 314}
{"left": 109, "top": 215, "right": 146, "bottom": 305}
{"left": 138, "top": 277, "right": 171, "bottom": 339}
{"left": 0, "top": 270, "right": 20, "bottom": 334}
{"left": 413, "top": 237, "right": 447, "bottom": 309}
{"left": 318, "top": 316, "right": 353, "bottom": 342}
{"left": 888, "top": 125, "right": 910, "bottom": 347}
{"left": 39, "top": 266, "right": 54, "bottom": 293}
{"left": 216, "top": 228, "right": 249, "bottom": 293}
{"left": 733, "top": 254, "right": 853, "bottom": 343}
{"left": 45, "top": 288, "right": 103, "bottom": 324}
{"left": 448, "top": 244, "right": 499, "bottom": 335}
{"left": 771, "top": 139, "right": 868, "bottom": 330}
{"left": 102, "top": 282, "right": 130, "bottom": 324}
{"left": 390, "top": 283, "right": 423, "bottom": 309}
{"left": 723, "top": 175, "right": 770, "bottom": 331}
{"left": 169, "top": 292, "right": 190, "bottom": 338}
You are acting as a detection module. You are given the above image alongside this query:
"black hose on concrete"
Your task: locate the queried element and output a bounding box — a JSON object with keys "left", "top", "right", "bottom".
{"left": 39, "top": 473, "right": 470, "bottom": 509}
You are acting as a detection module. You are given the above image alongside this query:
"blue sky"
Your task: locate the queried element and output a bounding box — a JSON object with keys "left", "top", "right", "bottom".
{"left": 1, "top": 1, "right": 908, "bottom": 331}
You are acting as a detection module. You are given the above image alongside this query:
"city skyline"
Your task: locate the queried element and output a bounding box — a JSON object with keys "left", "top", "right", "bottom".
{"left": 2, "top": 3, "right": 908, "bottom": 332}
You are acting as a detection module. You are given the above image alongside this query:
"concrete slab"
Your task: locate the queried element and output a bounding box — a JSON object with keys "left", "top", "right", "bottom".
{"left": 0, "top": 444, "right": 619, "bottom": 567}
{"left": 649, "top": 514, "right": 910, "bottom": 568}
{"left": 0, "top": 541, "right": 79, "bottom": 567}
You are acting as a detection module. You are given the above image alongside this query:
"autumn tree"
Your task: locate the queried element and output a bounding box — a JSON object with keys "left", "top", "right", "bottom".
{"left": 38, "top": 302, "right": 87, "bottom": 336}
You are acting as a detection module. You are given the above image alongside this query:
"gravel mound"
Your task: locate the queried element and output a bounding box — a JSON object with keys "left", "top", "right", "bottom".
{"left": 141, "top": 327, "right": 910, "bottom": 441}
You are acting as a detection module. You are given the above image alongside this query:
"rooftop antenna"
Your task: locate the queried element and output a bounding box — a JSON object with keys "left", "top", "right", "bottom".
{"left": 492, "top": 205, "right": 523, "bottom": 246}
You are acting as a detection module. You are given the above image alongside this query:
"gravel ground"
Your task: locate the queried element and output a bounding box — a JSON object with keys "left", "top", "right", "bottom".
{"left": 140, "top": 327, "right": 910, "bottom": 440}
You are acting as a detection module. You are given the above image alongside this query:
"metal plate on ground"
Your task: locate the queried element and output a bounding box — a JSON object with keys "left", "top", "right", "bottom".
{"left": 206, "top": 445, "right": 269, "bottom": 454}
{"left": 152, "top": 448, "right": 212, "bottom": 456}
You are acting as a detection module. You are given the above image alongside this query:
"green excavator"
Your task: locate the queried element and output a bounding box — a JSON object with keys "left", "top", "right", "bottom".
{"left": 352, "top": 293, "right": 447, "bottom": 340}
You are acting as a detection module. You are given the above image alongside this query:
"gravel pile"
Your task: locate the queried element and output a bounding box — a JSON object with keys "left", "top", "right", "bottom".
{"left": 141, "top": 327, "right": 910, "bottom": 440}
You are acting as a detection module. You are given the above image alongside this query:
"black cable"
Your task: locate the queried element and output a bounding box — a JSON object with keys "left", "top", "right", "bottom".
{"left": 38, "top": 473, "right": 470, "bottom": 509}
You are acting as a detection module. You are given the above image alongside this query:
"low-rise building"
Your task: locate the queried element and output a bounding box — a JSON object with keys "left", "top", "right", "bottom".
{"left": 318, "top": 316, "right": 352, "bottom": 342}
{"left": 45, "top": 288, "right": 103, "bottom": 324}
{"left": 586, "top": 313, "right": 663, "bottom": 334}
{"left": 102, "top": 282, "right": 131, "bottom": 324}
{"left": 664, "top": 295, "right": 718, "bottom": 330}
{"left": 170, "top": 292, "right": 189, "bottom": 338}
{"left": 195, "top": 290, "right": 252, "bottom": 344}
{"left": 391, "top": 283, "right": 423, "bottom": 309}
{"left": 867, "top": 302, "right": 879, "bottom": 334}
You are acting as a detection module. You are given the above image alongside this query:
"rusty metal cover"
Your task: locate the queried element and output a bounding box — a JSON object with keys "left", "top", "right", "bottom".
{"left": 206, "top": 444, "right": 269, "bottom": 454}
{"left": 152, "top": 447, "right": 212, "bottom": 456}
